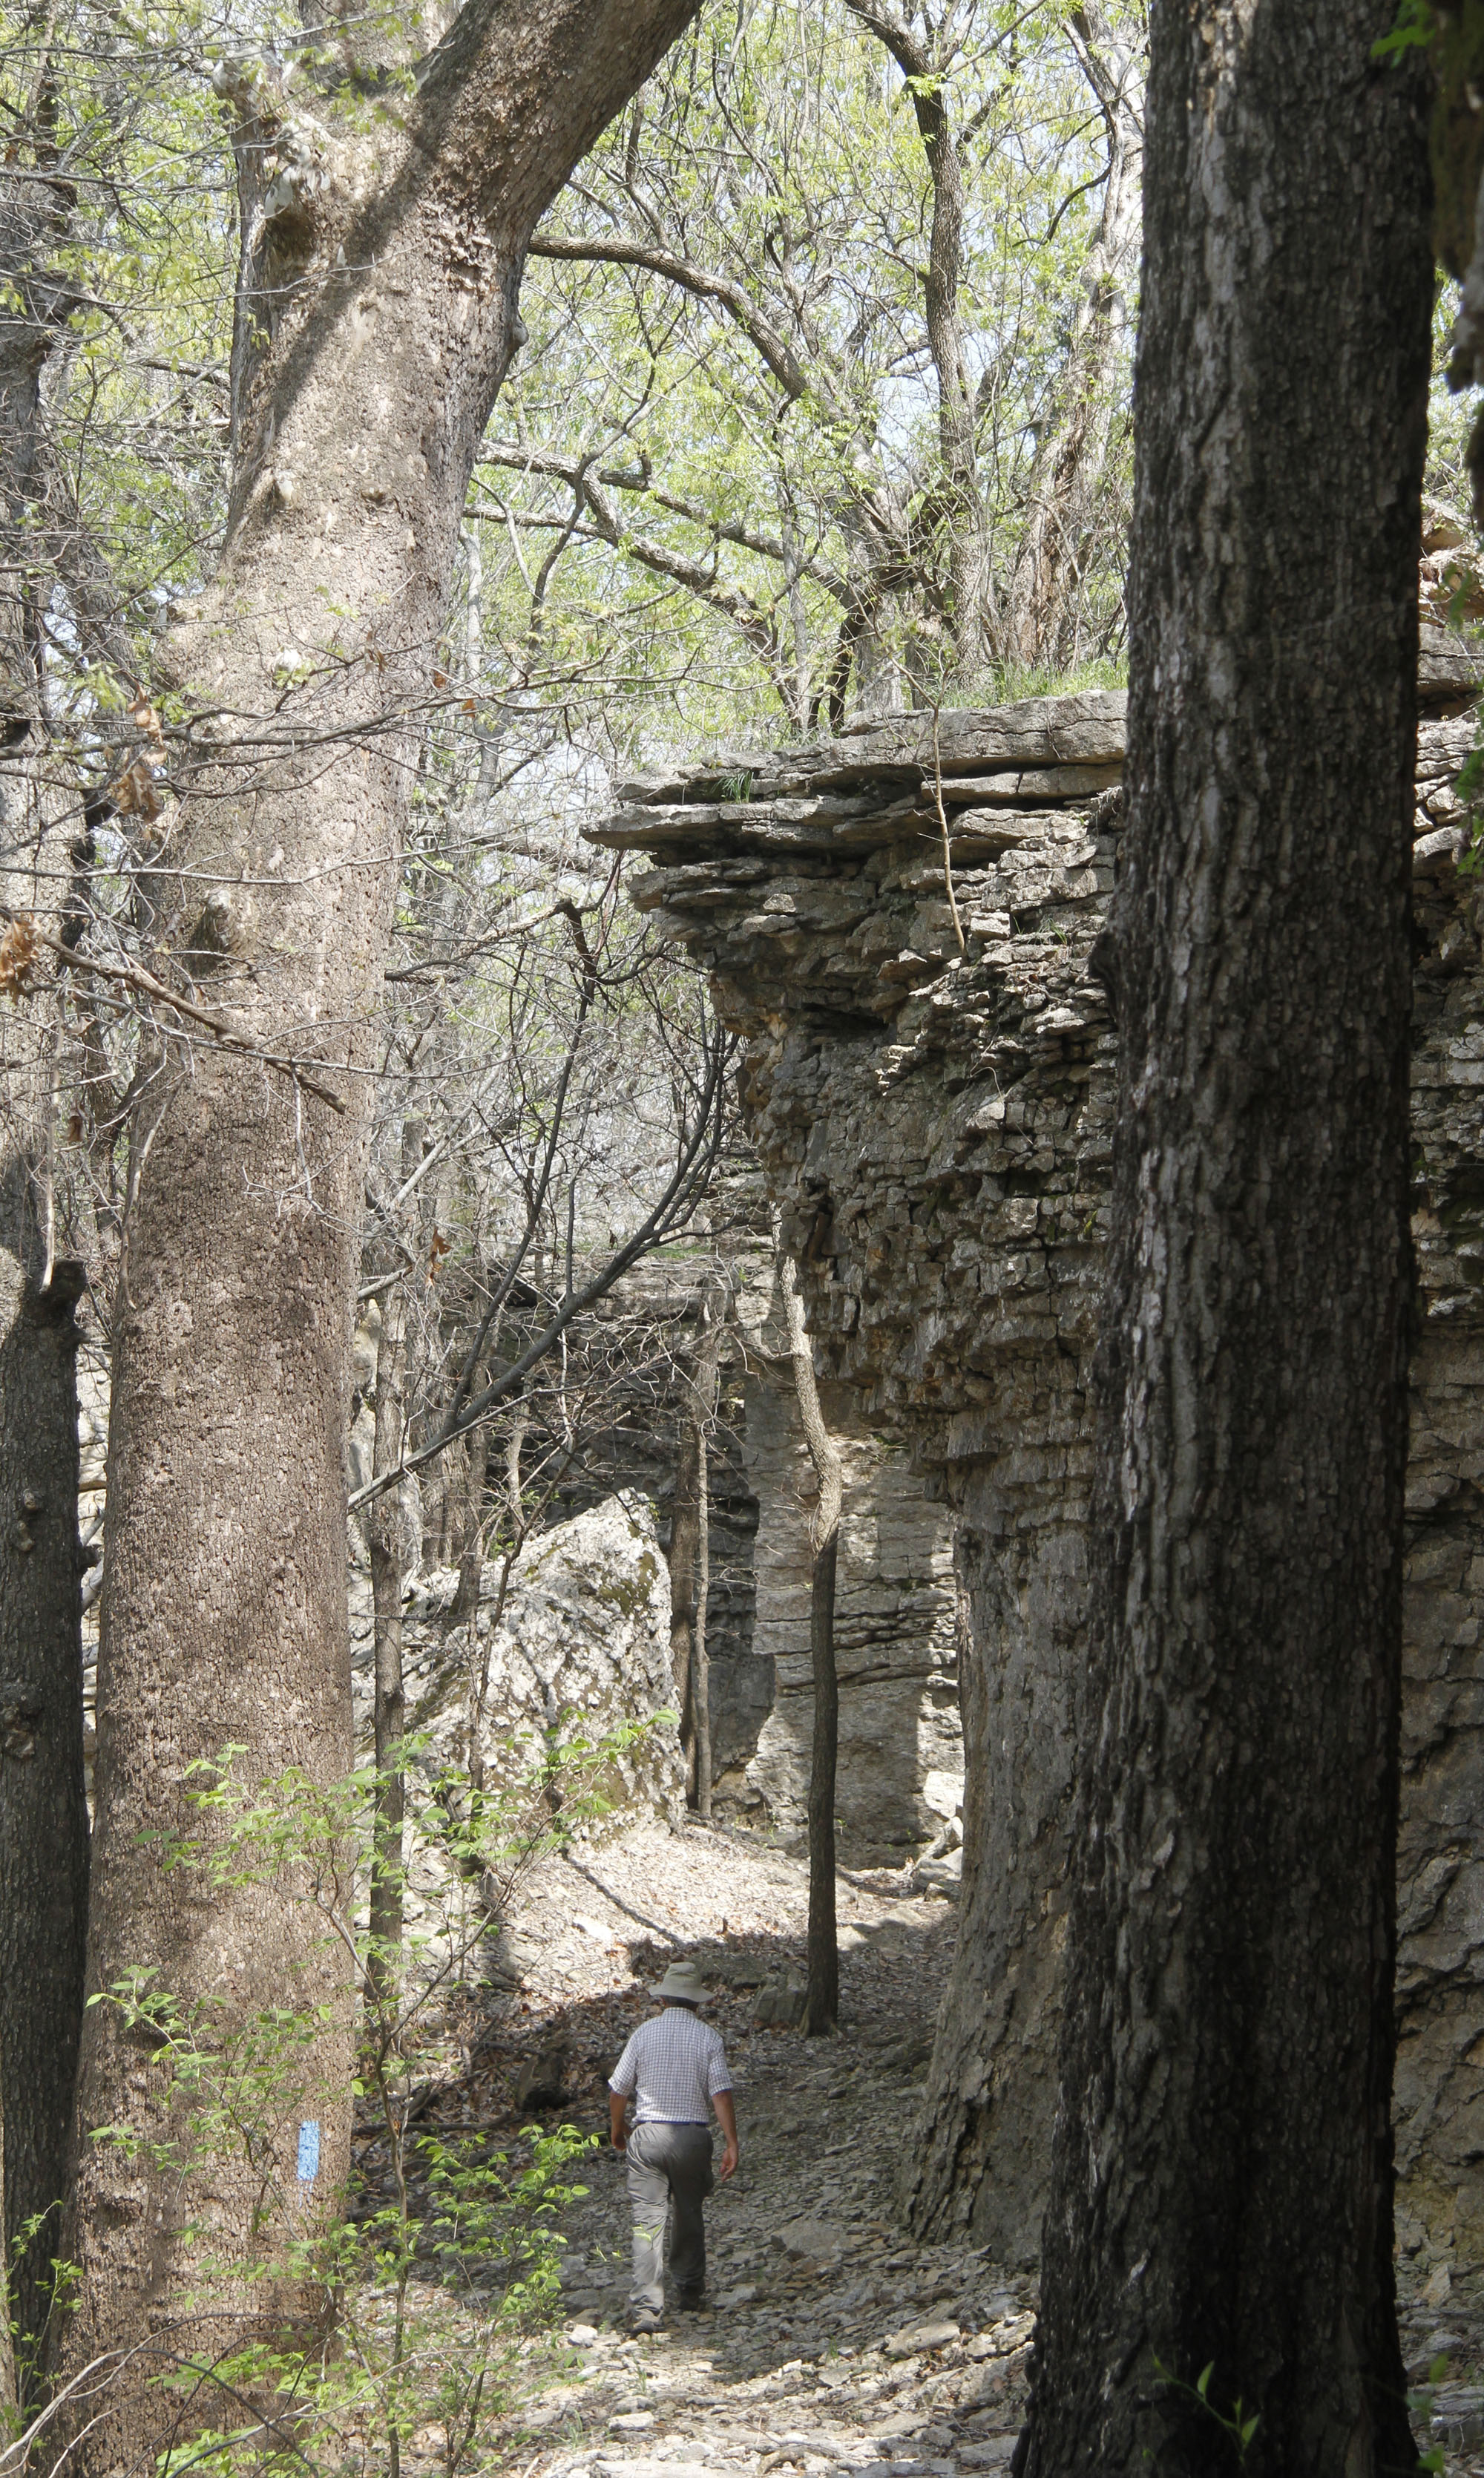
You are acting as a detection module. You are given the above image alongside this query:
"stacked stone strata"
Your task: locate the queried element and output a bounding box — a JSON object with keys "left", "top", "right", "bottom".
{"left": 733, "top": 1271, "right": 961, "bottom": 1862}
{"left": 589, "top": 645, "right": 1484, "bottom": 2275}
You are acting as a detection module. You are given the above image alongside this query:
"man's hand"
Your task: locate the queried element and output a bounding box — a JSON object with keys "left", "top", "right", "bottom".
{"left": 715, "top": 2090, "right": 739, "bottom": 2180}
{"left": 609, "top": 2091, "right": 628, "bottom": 2153}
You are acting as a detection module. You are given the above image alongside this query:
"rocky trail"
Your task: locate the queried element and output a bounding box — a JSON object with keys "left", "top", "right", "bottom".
{"left": 379, "top": 1818, "right": 1484, "bottom": 2476}
{"left": 436, "top": 1819, "right": 1035, "bottom": 2477}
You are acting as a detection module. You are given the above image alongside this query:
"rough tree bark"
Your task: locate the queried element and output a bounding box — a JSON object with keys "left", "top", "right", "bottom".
{"left": 1020, "top": 6, "right": 1433, "bottom": 2473}
{"left": 0, "top": 108, "right": 91, "bottom": 2376}
{"left": 57, "top": 0, "right": 704, "bottom": 2447}
{"left": 780, "top": 1252, "right": 843, "bottom": 2038}
{"left": 0, "top": 2077, "right": 13, "bottom": 2417}
{"left": 0, "top": 1210, "right": 87, "bottom": 2367}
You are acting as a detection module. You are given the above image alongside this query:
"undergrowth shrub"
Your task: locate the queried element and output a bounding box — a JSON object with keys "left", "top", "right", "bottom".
{"left": 4, "top": 1714, "right": 663, "bottom": 2476}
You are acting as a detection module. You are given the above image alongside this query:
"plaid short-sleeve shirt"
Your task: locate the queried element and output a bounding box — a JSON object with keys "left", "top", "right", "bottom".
{"left": 608, "top": 2004, "right": 734, "bottom": 2125}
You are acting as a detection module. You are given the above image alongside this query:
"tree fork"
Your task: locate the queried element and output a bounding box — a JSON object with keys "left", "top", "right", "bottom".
{"left": 1020, "top": 3, "right": 1433, "bottom": 2471}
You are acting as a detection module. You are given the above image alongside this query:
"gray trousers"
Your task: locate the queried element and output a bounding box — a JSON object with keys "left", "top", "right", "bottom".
{"left": 625, "top": 2121, "right": 714, "bottom": 2313}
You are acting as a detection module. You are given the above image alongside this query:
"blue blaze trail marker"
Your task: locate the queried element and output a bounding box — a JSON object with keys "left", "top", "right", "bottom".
{"left": 297, "top": 2121, "right": 321, "bottom": 2184}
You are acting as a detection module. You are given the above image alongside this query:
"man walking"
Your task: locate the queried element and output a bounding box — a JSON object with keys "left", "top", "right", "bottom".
{"left": 608, "top": 1958, "right": 740, "bottom": 2330}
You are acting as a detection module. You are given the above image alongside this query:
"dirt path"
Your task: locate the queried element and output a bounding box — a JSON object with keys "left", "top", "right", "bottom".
{"left": 452, "top": 1817, "right": 1483, "bottom": 2478}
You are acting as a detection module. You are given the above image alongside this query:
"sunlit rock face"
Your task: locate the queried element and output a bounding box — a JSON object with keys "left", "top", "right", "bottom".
{"left": 732, "top": 1272, "right": 961, "bottom": 1866}
{"left": 591, "top": 644, "right": 1484, "bottom": 2274}
{"left": 350, "top": 1490, "right": 686, "bottom": 1822}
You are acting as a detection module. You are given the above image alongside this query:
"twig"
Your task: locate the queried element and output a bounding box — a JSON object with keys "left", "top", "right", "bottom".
{"left": 1, "top": 908, "right": 347, "bottom": 1112}
{"left": 930, "top": 705, "right": 966, "bottom": 957}
{"left": 349, "top": 1026, "right": 732, "bottom": 1507}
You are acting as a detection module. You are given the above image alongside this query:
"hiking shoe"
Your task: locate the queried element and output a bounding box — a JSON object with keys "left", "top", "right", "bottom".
{"left": 628, "top": 2309, "right": 664, "bottom": 2333}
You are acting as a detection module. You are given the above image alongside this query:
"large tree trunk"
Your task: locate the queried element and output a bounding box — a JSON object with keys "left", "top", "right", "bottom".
{"left": 0, "top": 1198, "right": 88, "bottom": 2370}
{"left": 0, "top": 132, "right": 91, "bottom": 2381}
{"left": 56, "top": 2, "right": 703, "bottom": 2449}
{"left": 0, "top": 2062, "right": 13, "bottom": 2418}
{"left": 1021, "top": 7, "right": 1433, "bottom": 2473}
{"left": 0, "top": 2091, "right": 12, "bottom": 2418}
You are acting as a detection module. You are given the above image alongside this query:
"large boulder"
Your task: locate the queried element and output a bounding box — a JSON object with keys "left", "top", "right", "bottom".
{"left": 351, "top": 1490, "right": 686, "bottom": 1824}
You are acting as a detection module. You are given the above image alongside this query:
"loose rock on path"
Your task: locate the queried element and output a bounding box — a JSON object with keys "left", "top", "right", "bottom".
{"left": 483, "top": 1817, "right": 1032, "bottom": 2478}
{"left": 398, "top": 1815, "right": 1482, "bottom": 2477}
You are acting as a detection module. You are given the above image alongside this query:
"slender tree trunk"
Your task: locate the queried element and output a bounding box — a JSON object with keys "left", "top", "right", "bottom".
{"left": 667, "top": 1417, "right": 700, "bottom": 1801}
{"left": 56, "top": 3, "right": 704, "bottom": 2448}
{"left": 450, "top": 1409, "right": 496, "bottom": 1809}
{"left": 779, "top": 1252, "right": 843, "bottom": 2038}
{"left": 692, "top": 1392, "right": 712, "bottom": 1820}
{"left": 464, "top": 1414, "right": 522, "bottom": 1813}
{"left": 367, "top": 1280, "right": 408, "bottom": 2002}
{"left": 1005, "top": 1, "right": 1141, "bottom": 670}
{"left": 1021, "top": 7, "right": 1433, "bottom": 2473}
{"left": 689, "top": 1287, "right": 725, "bottom": 1823}
{"left": 844, "top": 3, "right": 993, "bottom": 677}
{"left": 803, "top": 1531, "right": 839, "bottom": 2033}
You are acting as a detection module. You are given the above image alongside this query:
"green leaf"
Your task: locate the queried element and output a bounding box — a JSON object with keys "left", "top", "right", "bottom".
{"left": 1371, "top": 0, "right": 1436, "bottom": 59}
{"left": 1197, "top": 2363, "right": 1213, "bottom": 2402}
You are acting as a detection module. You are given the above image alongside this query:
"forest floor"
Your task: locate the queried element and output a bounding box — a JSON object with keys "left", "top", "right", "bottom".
{"left": 385, "top": 1816, "right": 1484, "bottom": 2477}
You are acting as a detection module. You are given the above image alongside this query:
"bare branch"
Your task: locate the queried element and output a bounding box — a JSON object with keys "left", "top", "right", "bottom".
{"left": 529, "top": 232, "right": 811, "bottom": 403}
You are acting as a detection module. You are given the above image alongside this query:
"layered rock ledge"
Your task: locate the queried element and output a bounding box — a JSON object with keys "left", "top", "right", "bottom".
{"left": 589, "top": 653, "right": 1484, "bottom": 2273}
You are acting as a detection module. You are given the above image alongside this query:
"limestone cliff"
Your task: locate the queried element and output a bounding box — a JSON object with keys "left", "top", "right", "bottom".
{"left": 590, "top": 639, "right": 1484, "bottom": 2275}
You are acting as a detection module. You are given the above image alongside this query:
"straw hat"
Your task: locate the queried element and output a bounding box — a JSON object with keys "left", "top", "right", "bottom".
{"left": 653, "top": 1958, "right": 708, "bottom": 2005}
